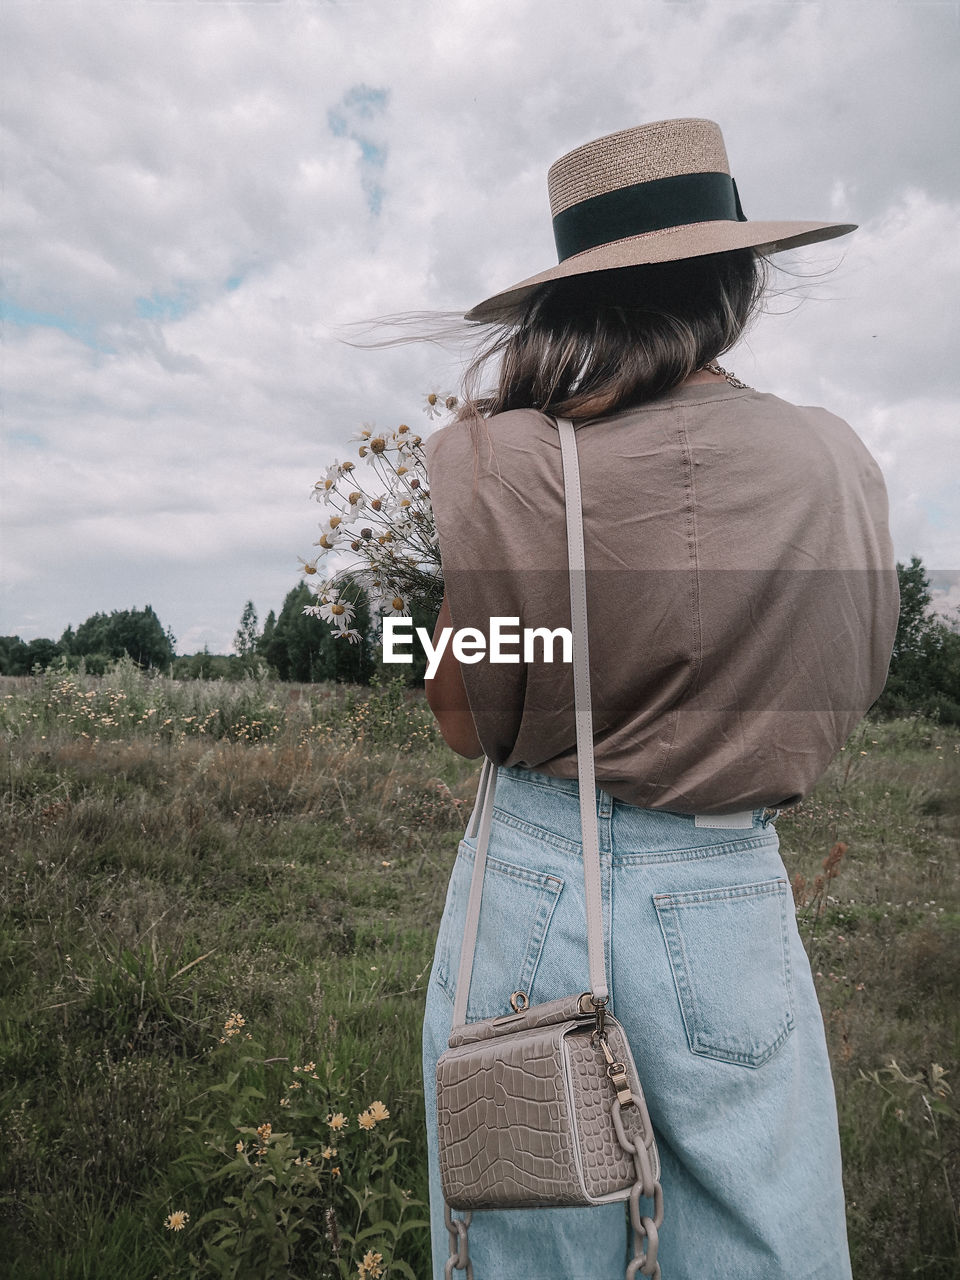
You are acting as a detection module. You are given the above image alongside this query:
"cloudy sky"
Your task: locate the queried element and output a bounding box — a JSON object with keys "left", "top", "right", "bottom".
{"left": 3, "top": 0, "right": 958, "bottom": 654}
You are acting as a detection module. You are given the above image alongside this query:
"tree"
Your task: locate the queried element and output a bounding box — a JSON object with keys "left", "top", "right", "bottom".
{"left": 263, "top": 580, "right": 376, "bottom": 683}
{"left": 0, "top": 635, "right": 63, "bottom": 675}
{"left": 874, "top": 556, "right": 960, "bottom": 724}
{"left": 258, "top": 610, "right": 277, "bottom": 656}
{"left": 234, "top": 601, "right": 260, "bottom": 657}
{"left": 67, "top": 613, "right": 110, "bottom": 657}
{"left": 890, "top": 557, "right": 933, "bottom": 680}
{"left": 67, "top": 606, "right": 175, "bottom": 671}
{"left": 24, "top": 638, "right": 63, "bottom": 671}
{"left": 0, "top": 636, "right": 27, "bottom": 675}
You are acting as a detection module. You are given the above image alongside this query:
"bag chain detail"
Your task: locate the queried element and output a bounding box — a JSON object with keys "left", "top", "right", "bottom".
{"left": 435, "top": 417, "right": 664, "bottom": 1278}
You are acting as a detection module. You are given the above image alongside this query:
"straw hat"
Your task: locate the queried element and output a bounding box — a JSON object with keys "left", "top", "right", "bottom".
{"left": 465, "top": 118, "right": 856, "bottom": 321}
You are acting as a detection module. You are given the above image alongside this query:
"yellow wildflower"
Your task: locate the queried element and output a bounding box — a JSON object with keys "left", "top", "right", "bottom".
{"left": 367, "top": 1100, "right": 390, "bottom": 1123}
{"left": 359, "top": 1249, "right": 384, "bottom": 1277}
{"left": 358, "top": 1111, "right": 377, "bottom": 1130}
{"left": 164, "top": 1209, "right": 190, "bottom": 1232}
{"left": 327, "top": 1112, "right": 347, "bottom": 1130}
{"left": 322, "top": 1145, "right": 337, "bottom": 1159}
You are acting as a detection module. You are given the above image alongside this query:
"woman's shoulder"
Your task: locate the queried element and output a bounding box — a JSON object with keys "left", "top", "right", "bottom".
{"left": 741, "top": 387, "right": 845, "bottom": 420}
{"left": 704, "top": 388, "right": 889, "bottom": 491}
{"left": 427, "top": 406, "right": 553, "bottom": 439}
{"left": 424, "top": 407, "right": 554, "bottom": 467}
{"left": 742, "top": 390, "right": 878, "bottom": 454}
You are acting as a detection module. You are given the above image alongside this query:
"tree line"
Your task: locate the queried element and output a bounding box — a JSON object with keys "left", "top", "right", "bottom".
{"left": 0, "top": 605, "right": 176, "bottom": 678}
{"left": 1, "top": 558, "right": 958, "bottom": 721}
{"left": 0, "top": 577, "right": 438, "bottom": 687}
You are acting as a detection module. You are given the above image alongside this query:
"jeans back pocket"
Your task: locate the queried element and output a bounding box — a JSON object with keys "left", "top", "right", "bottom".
{"left": 434, "top": 840, "right": 564, "bottom": 1023}
{"left": 652, "top": 877, "right": 795, "bottom": 1068}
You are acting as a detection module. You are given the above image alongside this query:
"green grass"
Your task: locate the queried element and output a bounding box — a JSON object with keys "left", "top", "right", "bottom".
{"left": 1, "top": 667, "right": 958, "bottom": 1277}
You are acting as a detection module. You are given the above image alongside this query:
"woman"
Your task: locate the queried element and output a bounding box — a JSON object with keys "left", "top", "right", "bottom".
{"left": 419, "top": 119, "right": 899, "bottom": 1279}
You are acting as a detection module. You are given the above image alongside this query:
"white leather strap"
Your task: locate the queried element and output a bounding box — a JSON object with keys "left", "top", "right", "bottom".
{"left": 556, "top": 416, "right": 608, "bottom": 1002}
{"left": 451, "top": 417, "right": 607, "bottom": 1027}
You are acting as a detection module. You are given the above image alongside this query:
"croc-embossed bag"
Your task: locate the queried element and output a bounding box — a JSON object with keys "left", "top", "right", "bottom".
{"left": 435, "top": 418, "right": 664, "bottom": 1279}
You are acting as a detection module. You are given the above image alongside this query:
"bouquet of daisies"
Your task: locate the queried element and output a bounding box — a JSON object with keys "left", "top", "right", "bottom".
{"left": 301, "top": 393, "right": 458, "bottom": 643}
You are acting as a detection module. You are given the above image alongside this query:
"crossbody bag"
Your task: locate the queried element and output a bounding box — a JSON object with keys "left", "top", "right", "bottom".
{"left": 434, "top": 416, "right": 665, "bottom": 1279}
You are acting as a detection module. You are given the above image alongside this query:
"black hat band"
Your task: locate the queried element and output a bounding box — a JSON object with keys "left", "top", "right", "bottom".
{"left": 552, "top": 171, "right": 748, "bottom": 263}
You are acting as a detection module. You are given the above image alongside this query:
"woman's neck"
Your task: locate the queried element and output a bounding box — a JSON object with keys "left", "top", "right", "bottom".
{"left": 681, "top": 365, "right": 730, "bottom": 387}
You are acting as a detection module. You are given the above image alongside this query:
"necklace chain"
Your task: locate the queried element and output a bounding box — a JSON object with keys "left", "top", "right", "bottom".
{"left": 703, "top": 360, "right": 751, "bottom": 390}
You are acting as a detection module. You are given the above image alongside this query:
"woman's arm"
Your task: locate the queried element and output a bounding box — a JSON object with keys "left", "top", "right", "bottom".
{"left": 424, "top": 593, "right": 484, "bottom": 758}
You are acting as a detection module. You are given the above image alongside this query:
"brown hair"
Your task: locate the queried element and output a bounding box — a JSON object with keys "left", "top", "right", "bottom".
{"left": 457, "top": 248, "right": 768, "bottom": 422}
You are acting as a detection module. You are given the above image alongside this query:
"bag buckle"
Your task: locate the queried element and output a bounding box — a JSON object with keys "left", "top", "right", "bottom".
{"left": 583, "top": 994, "right": 637, "bottom": 1109}
{"left": 597, "top": 1033, "right": 636, "bottom": 1108}
{"left": 581, "top": 991, "right": 608, "bottom": 1040}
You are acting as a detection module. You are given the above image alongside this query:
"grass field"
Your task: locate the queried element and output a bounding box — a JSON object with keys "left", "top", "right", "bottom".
{"left": 1, "top": 662, "right": 958, "bottom": 1278}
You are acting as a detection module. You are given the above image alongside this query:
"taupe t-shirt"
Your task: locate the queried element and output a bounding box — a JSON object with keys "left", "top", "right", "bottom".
{"left": 424, "top": 381, "right": 899, "bottom": 814}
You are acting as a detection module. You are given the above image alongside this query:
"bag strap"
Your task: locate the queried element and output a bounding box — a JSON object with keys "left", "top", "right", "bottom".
{"left": 451, "top": 417, "right": 607, "bottom": 1028}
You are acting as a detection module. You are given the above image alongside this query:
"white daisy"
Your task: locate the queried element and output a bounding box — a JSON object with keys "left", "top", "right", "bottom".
{"left": 312, "top": 476, "right": 336, "bottom": 504}
{"left": 317, "top": 598, "right": 357, "bottom": 627}
{"left": 313, "top": 526, "right": 342, "bottom": 551}
{"left": 380, "top": 595, "right": 408, "bottom": 616}
{"left": 362, "top": 435, "right": 390, "bottom": 465}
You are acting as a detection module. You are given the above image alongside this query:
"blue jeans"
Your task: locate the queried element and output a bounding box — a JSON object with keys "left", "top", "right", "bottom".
{"left": 421, "top": 764, "right": 853, "bottom": 1280}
